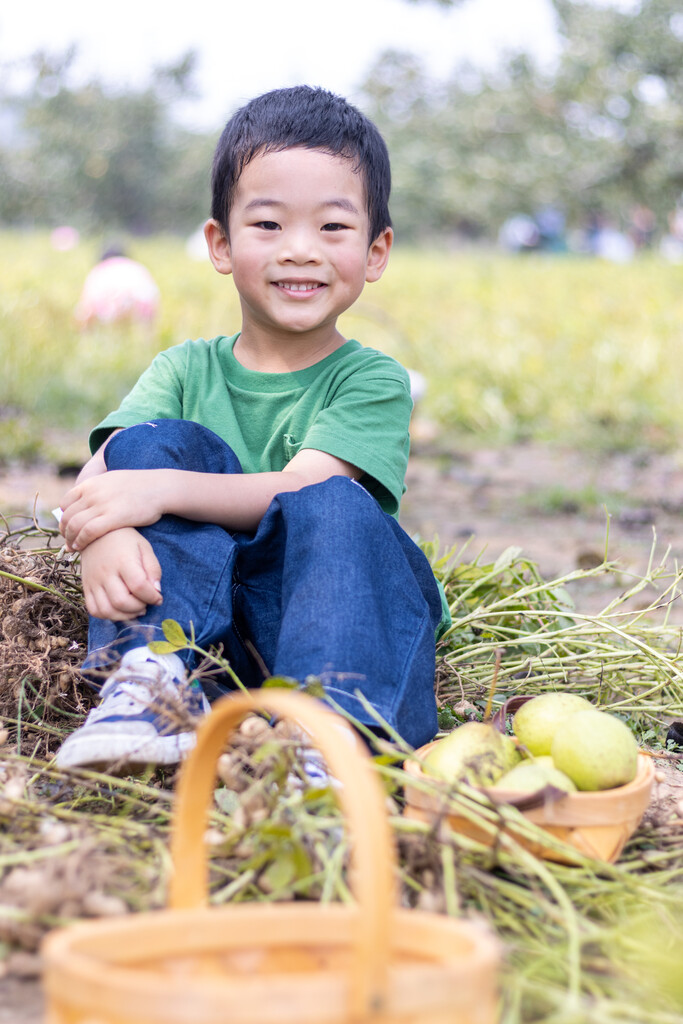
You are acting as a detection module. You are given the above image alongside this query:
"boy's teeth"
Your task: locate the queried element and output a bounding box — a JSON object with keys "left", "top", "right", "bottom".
{"left": 278, "top": 282, "right": 319, "bottom": 291}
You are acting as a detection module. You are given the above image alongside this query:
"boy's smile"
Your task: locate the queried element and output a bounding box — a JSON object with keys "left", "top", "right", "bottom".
{"left": 204, "top": 147, "right": 392, "bottom": 368}
{"left": 275, "top": 280, "right": 325, "bottom": 294}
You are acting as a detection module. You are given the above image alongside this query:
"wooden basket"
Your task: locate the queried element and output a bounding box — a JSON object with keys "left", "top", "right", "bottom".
{"left": 42, "top": 689, "right": 501, "bottom": 1024}
{"left": 403, "top": 743, "right": 655, "bottom": 865}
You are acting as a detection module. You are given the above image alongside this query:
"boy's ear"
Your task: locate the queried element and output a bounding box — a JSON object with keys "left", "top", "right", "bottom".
{"left": 365, "top": 228, "right": 393, "bottom": 284}
{"left": 204, "top": 219, "right": 233, "bottom": 276}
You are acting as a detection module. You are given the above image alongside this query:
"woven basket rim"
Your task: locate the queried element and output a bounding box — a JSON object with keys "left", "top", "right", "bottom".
{"left": 42, "top": 905, "right": 500, "bottom": 1007}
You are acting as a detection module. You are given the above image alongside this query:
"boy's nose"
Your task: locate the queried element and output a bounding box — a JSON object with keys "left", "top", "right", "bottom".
{"left": 278, "top": 228, "right": 322, "bottom": 265}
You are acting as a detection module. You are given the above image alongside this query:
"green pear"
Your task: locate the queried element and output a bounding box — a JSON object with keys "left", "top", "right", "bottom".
{"left": 532, "top": 755, "right": 556, "bottom": 769}
{"left": 551, "top": 709, "right": 638, "bottom": 791}
{"left": 422, "top": 722, "right": 507, "bottom": 787}
{"left": 490, "top": 759, "right": 576, "bottom": 794}
{"left": 501, "top": 733, "right": 523, "bottom": 772}
{"left": 513, "top": 693, "right": 594, "bottom": 755}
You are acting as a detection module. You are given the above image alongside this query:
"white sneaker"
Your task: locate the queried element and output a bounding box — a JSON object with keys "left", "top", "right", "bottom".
{"left": 286, "top": 719, "right": 358, "bottom": 791}
{"left": 56, "top": 649, "right": 210, "bottom": 772}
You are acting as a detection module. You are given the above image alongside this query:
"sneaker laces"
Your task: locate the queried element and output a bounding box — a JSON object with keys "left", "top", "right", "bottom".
{"left": 87, "top": 681, "right": 153, "bottom": 722}
{"left": 95, "top": 653, "right": 208, "bottom": 730}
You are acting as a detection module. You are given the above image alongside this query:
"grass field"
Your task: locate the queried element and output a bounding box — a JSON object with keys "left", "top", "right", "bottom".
{"left": 2, "top": 231, "right": 683, "bottom": 464}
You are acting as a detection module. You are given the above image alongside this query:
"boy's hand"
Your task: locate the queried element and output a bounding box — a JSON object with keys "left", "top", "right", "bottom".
{"left": 60, "top": 470, "right": 165, "bottom": 551}
{"left": 80, "top": 527, "right": 163, "bottom": 620}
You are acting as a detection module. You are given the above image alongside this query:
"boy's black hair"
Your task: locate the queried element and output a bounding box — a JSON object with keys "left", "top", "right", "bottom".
{"left": 211, "top": 85, "right": 391, "bottom": 244}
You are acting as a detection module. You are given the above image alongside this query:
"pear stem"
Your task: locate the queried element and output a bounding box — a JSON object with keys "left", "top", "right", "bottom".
{"left": 483, "top": 648, "right": 504, "bottom": 723}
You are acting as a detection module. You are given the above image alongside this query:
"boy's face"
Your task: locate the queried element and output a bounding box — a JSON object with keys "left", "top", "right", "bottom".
{"left": 204, "top": 147, "right": 392, "bottom": 348}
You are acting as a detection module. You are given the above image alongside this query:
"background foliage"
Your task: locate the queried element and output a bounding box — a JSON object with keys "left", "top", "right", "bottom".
{"left": 363, "top": 0, "right": 683, "bottom": 239}
{"left": 0, "top": 0, "right": 681, "bottom": 240}
{"left": 0, "top": 49, "right": 213, "bottom": 235}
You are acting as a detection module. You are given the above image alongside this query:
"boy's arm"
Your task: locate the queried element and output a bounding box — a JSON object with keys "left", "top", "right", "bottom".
{"left": 59, "top": 432, "right": 164, "bottom": 620}
{"left": 72, "top": 429, "right": 123, "bottom": 484}
{"left": 60, "top": 447, "right": 361, "bottom": 552}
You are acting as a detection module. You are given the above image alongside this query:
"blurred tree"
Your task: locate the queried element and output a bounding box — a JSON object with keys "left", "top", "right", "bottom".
{"left": 2, "top": 1, "right": 681, "bottom": 241}
{"left": 0, "top": 48, "right": 214, "bottom": 233}
{"left": 363, "top": 0, "right": 683, "bottom": 240}
{"left": 550, "top": 0, "right": 683, "bottom": 217}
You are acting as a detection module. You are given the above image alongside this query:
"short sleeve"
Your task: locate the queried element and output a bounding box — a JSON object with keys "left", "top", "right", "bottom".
{"left": 89, "top": 349, "right": 185, "bottom": 453}
{"left": 300, "top": 369, "right": 413, "bottom": 516}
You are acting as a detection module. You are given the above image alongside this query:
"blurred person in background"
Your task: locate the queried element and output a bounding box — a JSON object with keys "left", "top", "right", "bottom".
{"left": 75, "top": 246, "right": 160, "bottom": 328}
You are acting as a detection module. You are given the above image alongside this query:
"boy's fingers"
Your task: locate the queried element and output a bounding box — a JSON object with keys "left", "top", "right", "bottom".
{"left": 120, "top": 565, "right": 161, "bottom": 608}
{"left": 67, "top": 513, "right": 110, "bottom": 552}
{"left": 106, "top": 577, "right": 147, "bottom": 618}
{"left": 139, "top": 543, "right": 163, "bottom": 604}
{"left": 86, "top": 584, "right": 143, "bottom": 621}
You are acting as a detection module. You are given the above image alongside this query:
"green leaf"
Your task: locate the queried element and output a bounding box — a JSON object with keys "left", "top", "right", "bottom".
{"left": 213, "top": 787, "right": 240, "bottom": 815}
{"left": 493, "top": 546, "right": 523, "bottom": 574}
{"left": 372, "top": 752, "right": 403, "bottom": 767}
{"left": 259, "top": 823, "right": 293, "bottom": 840}
{"left": 250, "top": 740, "right": 281, "bottom": 764}
{"left": 290, "top": 842, "right": 313, "bottom": 878}
{"left": 148, "top": 640, "right": 183, "bottom": 655}
{"left": 162, "top": 619, "right": 189, "bottom": 648}
{"left": 260, "top": 851, "right": 297, "bottom": 892}
{"left": 262, "top": 676, "right": 299, "bottom": 690}
{"left": 438, "top": 705, "right": 458, "bottom": 730}
{"left": 302, "top": 677, "right": 325, "bottom": 699}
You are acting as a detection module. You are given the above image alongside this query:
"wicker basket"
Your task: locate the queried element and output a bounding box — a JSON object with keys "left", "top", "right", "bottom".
{"left": 42, "top": 689, "right": 501, "bottom": 1024}
{"left": 403, "top": 743, "right": 655, "bottom": 864}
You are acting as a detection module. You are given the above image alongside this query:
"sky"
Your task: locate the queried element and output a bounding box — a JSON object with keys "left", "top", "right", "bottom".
{"left": 0, "top": 0, "right": 563, "bottom": 131}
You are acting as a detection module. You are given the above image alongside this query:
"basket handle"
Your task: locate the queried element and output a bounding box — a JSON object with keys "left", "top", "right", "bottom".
{"left": 169, "top": 688, "right": 395, "bottom": 1020}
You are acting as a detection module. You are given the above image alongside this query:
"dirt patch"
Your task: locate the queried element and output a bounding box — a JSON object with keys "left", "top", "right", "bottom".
{"left": 644, "top": 756, "right": 683, "bottom": 829}
{"left": 0, "top": 465, "right": 73, "bottom": 525}
{"left": 401, "top": 434, "right": 683, "bottom": 618}
{"left": 0, "top": 976, "right": 43, "bottom": 1023}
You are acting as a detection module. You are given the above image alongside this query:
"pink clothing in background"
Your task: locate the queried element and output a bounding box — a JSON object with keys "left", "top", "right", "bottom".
{"left": 75, "top": 257, "right": 160, "bottom": 326}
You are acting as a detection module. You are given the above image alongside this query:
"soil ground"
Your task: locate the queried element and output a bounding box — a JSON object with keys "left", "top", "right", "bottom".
{"left": 401, "top": 432, "right": 683, "bottom": 620}
{"left": 2, "top": 435, "right": 683, "bottom": 1021}
{"left": 0, "top": 976, "right": 43, "bottom": 1024}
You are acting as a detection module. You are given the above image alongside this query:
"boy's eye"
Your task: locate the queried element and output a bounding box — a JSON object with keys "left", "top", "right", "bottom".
{"left": 321, "top": 223, "right": 348, "bottom": 232}
{"left": 255, "top": 221, "right": 280, "bottom": 231}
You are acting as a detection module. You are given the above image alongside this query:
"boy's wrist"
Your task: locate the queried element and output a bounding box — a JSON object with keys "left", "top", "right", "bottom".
{"left": 154, "top": 468, "right": 189, "bottom": 519}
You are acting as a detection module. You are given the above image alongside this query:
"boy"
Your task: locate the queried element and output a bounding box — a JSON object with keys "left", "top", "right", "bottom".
{"left": 56, "top": 85, "right": 446, "bottom": 771}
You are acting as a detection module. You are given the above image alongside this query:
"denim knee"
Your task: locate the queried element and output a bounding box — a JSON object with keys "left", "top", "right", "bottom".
{"left": 288, "top": 475, "right": 383, "bottom": 532}
{"left": 290, "top": 475, "right": 443, "bottom": 634}
{"left": 104, "top": 420, "right": 243, "bottom": 475}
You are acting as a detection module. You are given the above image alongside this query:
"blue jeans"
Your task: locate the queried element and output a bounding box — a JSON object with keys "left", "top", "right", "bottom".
{"left": 85, "top": 420, "right": 442, "bottom": 747}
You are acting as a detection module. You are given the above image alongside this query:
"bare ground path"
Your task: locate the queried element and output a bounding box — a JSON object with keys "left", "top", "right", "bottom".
{"left": 400, "top": 435, "right": 683, "bottom": 619}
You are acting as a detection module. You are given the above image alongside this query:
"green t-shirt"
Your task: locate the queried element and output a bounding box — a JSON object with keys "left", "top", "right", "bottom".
{"left": 91, "top": 332, "right": 452, "bottom": 638}
{"left": 91, "top": 334, "right": 413, "bottom": 517}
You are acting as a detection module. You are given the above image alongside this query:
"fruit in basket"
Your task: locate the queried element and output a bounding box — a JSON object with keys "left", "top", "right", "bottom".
{"left": 490, "top": 759, "right": 576, "bottom": 795}
{"left": 422, "top": 722, "right": 508, "bottom": 786}
{"left": 531, "top": 755, "right": 556, "bottom": 769}
{"left": 551, "top": 709, "right": 638, "bottom": 790}
{"left": 501, "top": 734, "right": 523, "bottom": 771}
{"left": 513, "top": 693, "right": 594, "bottom": 755}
